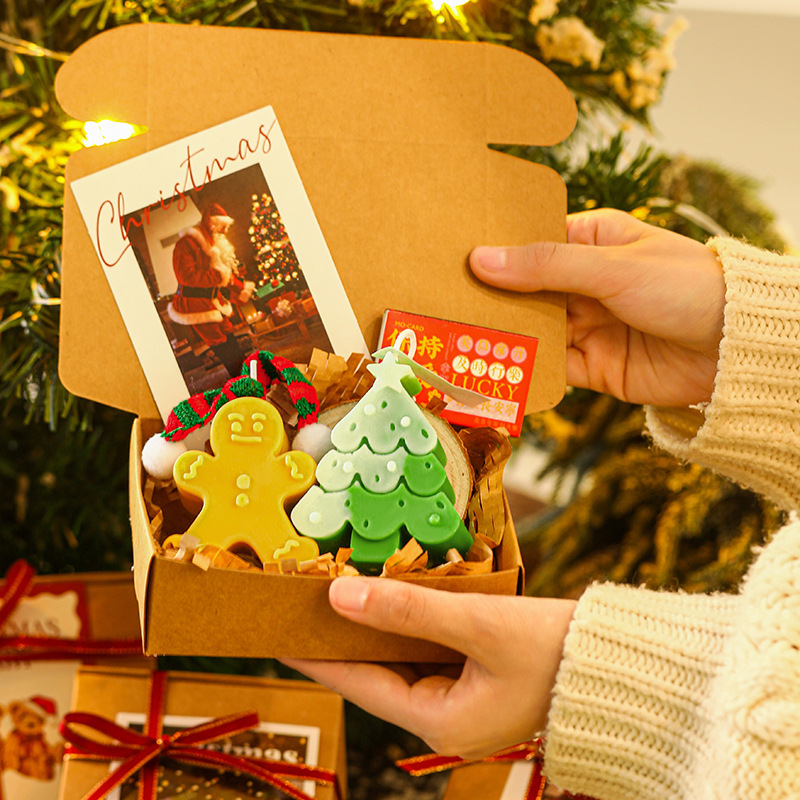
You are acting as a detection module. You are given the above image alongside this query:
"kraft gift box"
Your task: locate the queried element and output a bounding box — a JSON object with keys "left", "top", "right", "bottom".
{"left": 58, "top": 667, "right": 346, "bottom": 800}
{"left": 55, "top": 24, "right": 575, "bottom": 660}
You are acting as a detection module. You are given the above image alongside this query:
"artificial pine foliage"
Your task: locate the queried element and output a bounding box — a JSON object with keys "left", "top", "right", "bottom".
{"left": 658, "top": 155, "right": 789, "bottom": 251}
{"left": 517, "top": 131, "right": 670, "bottom": 214}
{"left": 0, "top": 404, "right": 133, "bottom": 574}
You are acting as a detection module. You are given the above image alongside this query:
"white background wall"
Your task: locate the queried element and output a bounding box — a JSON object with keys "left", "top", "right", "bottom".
{"left": 651, "top": 0, "right": 800, "bottom": 246}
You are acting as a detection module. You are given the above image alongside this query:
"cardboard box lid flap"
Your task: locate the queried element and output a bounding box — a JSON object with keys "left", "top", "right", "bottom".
{"left": 55, "top": 24, "right": 576, "bottom": 147}
{"left": 57, "top": 25, "right": 574, "bottom": 420}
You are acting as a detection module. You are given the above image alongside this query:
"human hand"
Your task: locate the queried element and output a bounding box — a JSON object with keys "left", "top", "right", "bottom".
{"left": 470, "top": 208, "right": 725, "bottom": 407}
{"left": 281, "top": 577, "right": 576, "bottom": 759}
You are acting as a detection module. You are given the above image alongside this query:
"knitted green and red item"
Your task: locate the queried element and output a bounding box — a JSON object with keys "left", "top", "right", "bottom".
{"left": 142, "top": 351, "right": 330, "bottom": 480}
{"left": 162, "top": 351, "right": 318, "bottom": 442}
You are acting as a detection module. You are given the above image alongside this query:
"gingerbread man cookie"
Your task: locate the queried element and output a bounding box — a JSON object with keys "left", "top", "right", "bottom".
{"left": 173, "top": 396, "right": 319, "bottom": 565}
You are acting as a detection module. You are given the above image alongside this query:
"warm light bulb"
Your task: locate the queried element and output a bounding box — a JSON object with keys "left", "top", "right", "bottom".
{"left": 82, "top": 120, "right": 138, "bottom": 147}
{"left": 428, "top": 0, "right": 468, "bottom": 12}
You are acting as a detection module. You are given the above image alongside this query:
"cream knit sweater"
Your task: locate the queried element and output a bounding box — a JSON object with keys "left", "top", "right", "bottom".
{"left": 544, "top": 238, "right": 800, "bottom": 799}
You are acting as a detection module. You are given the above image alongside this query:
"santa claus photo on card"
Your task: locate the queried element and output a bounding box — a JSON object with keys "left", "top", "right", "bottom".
{"left": 70, "top": 105, "right": 366, "bottom": 422}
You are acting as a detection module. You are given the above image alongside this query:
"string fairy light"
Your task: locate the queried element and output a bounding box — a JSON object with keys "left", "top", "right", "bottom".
{"left": 82, "top": 120, "right": 139, "bottom": 147}
{"left": 425, "top": 0, "right": 471, "bottom": 29}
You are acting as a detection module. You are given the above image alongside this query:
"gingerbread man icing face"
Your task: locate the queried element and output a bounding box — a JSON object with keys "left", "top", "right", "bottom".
{"left": 173, "top": 396, "right": 319, "bottom": 565}
{"left": 216, "top": 403, "right": 281, "bottom": 454}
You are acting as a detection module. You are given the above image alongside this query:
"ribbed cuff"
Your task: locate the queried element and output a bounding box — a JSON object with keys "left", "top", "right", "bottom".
{"left": 544, "top": 582, "right": 738, "bottom": 800}
{"left": 647, "top": 238, "right": 800, "bottom": 511}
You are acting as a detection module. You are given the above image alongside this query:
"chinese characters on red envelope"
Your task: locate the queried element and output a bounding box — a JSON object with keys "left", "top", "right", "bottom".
{"left": 379, "top": 310, "right": 539, "bottom": 437}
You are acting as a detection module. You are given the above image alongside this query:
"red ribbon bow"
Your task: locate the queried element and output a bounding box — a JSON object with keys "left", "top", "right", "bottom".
{"left": 397, "top": 741, "right": 546, "bottom": 800}
{"left": 0, "top": 559, "right": 143, "bottom": 661}
{"left": 60, "top": 670, "right": 342, "bottom": 800}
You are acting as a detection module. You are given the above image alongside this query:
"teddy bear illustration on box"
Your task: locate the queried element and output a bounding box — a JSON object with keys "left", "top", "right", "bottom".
{"left": 1, "top": 696, "right": 63, "bottom": 783}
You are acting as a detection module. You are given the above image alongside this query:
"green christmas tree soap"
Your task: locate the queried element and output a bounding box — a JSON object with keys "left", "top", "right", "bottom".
{"left": 291, "top": 351, "right": 472, "bottom": 572}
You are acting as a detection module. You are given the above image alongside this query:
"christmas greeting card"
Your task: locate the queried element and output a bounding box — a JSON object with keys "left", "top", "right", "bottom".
{"left": 70, "top": 105, "right": 367, "bottom": 422}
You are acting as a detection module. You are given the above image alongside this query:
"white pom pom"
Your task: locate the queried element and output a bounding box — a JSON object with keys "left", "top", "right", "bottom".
{"left": 141, "top": 434, "right": 188, "bottom": 481}
{"left": 292, "top": 423, "right": 333, "bottom": 462}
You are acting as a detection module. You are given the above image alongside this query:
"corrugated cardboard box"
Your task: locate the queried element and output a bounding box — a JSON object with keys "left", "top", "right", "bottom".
{"left": 55, "top": 24, "right": 575, "bottom": 660}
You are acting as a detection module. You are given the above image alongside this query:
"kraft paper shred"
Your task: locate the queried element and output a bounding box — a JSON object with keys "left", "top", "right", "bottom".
{"left": 459, "top": 427, "right": 513, "bottom": 548}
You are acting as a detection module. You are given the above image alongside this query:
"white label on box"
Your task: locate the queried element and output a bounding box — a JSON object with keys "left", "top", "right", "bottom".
{"left": 499, "top": 761, "right": 534, "bottom": 800}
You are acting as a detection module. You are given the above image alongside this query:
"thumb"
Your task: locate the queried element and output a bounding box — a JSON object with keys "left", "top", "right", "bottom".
{"left": 329, "top": 577, "right": 496, "bottom": 661}
{"left": 469, "top": 241, "right": 612, "bottom": 298}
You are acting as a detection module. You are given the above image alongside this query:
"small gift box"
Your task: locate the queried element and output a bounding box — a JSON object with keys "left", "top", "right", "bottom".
{"left": 399, "top": 741, "right": 592, "bottom": 800}
{"left": 58, "top": 667, "right": 346, "bottom": 800}
{"left": 0, "top": 561, "right": 150, "bottom": 800}
{"left": 442, "top": 760, "right": 543, "bottom": 800}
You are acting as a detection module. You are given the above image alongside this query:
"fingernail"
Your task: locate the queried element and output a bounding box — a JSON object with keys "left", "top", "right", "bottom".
{"left": 472, "top": 246, "right": 506, "bottom": 272}
{"left": 330, "top": 577, "right": 370, "bottom": 612}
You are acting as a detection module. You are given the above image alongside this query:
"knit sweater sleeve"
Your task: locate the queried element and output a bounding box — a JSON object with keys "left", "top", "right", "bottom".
{"left": 645, "top": 237, "right": 800, "bottom": 510}
{"left": 543, "top": 238, "right": 800, "bottom": 800}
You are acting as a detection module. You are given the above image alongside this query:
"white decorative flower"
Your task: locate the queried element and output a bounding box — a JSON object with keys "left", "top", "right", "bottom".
{"left": 629, "top": 80, "right": 660, "bottom": 110}
{"left": 609, "top": 69, "right": 628, "bottom": 98}
{"left": 612, "top": 16, "right": 688, "bottom": 110}
{"left": 535, "top": 16, "right": 605, "bottom": 70}
{"left": 645, "top": 15, "right": 689, "bottom": 74}
{"left": 528, "top": 0, "right": 559, "bottom": 26}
